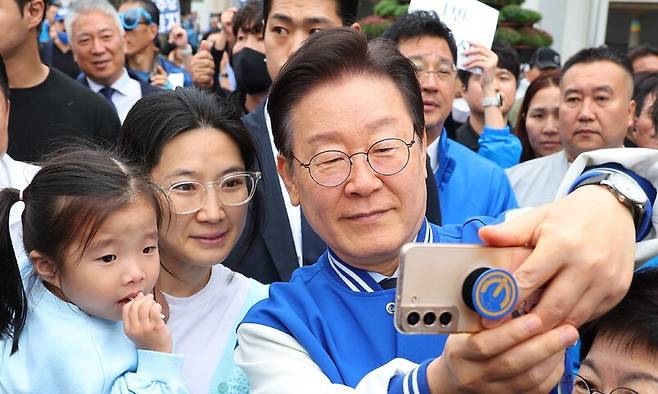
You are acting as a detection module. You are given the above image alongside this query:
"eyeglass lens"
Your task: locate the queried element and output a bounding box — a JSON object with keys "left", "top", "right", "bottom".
{"left": 167, "top": 173, "right": 258, "bottom": 214}
{"left": 561, "top": 373, "right": 640, "bottom": 394}
{"left": 307, "top": 138, "right": 411, "bottom": 187}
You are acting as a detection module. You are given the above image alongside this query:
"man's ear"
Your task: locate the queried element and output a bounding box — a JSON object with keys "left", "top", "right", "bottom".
{"left": 24, "top": 0, "right": 45, "bottom": 30}
{"left": 277, "top": 154, "right": 300, "bottom": 206}
{"left": 350, "top": 22, "right": 361, "bottom": 33}
{"left": 454, "top": 78, "right": 463, "bottom": 98}
{"left": 149, "top": 24, "right": 159, "bottom": 41}
{"left": 30, "top": 250, "right": 60, "bottom": 287}
{"left": 626, "top": 99, "right": 637, "bottom": 129}
{"left": 458, "top": 77, "right": 467, "bottom": 97}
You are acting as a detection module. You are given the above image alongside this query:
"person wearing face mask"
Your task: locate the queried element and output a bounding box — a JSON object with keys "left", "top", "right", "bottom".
{"left": 39, "top": 7, "right": 80, "bottom": 79}
{"left": 226, "top": 0, "right": 271, "bottom": 115}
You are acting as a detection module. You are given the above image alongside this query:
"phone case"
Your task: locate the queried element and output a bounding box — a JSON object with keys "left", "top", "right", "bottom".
{"left": 395, "top": 243, "right": 531, "bottom": 334}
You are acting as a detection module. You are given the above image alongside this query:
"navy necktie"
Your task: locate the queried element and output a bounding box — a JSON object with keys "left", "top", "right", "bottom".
{"left": 99, "top": 86, "right": 117, "bottom": 112}
{"left": 378, "top": 278, "right": 397, "bottom": 290}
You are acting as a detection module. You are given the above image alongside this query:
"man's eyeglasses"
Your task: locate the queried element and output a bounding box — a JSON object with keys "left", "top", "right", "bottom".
{"left": 559, "top": 373, "right": 639, "bottom": 394}
{"left": 119, "top": 7, "right": 153, "bottom": 31}
{"left": 411, "top": 58, "right": 456, "bottom": 82}
{"left": 292, "top": 133, "right": 416, "bottom": 187}
{"left": 164, "top": 171, "right": 262, "bottom": 215}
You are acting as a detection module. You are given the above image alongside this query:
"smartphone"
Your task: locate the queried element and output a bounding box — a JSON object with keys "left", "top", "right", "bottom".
{"left": 395, "top": 243, "right": 532, "bottom": 335}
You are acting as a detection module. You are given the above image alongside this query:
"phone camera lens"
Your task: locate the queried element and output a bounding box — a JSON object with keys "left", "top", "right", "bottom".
{"left": 439, "top": 311, "right": 452, "bottom": 327}
{"left": 423, "top": 312, "right": 436, "bottom": 326}
{"left": 406, "top": 311, "right": 421, "bottom": 326}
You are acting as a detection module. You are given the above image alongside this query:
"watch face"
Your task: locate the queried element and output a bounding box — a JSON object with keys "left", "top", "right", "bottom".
{"left": 608, "top": 173, "right": 647, "bottom": 204}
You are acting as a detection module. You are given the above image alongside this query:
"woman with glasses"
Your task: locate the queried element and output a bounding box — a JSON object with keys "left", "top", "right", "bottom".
{"left": 120, "top": 87, "right": 266, "bottom": 394}
{"left": 118, "top": 0, "right": 193, "bottom": 89}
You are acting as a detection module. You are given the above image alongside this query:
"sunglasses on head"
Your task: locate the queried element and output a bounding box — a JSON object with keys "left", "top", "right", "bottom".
{"left": 119, "top": 7, "right": 153, "bottom": 31}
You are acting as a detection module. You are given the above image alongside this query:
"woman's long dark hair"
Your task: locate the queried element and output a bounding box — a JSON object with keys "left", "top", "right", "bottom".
{"left": 0, "top": 147, "right": 161, "bottom": 354}
{"left": 514, "top": 69, "right": 561, "bottom": 162}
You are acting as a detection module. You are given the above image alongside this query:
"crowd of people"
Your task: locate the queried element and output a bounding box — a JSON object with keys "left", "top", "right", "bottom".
{"left": 0, "top": 0, "right": 657, "bottom": 393}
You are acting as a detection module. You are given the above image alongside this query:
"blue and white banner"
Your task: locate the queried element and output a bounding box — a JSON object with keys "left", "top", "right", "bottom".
{"left": 154, "top": 0, "right": 181, "bottom": 34}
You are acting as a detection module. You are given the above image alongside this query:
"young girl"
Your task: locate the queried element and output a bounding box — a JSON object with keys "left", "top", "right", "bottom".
{"left": 120, "top": 88, "right": 267, "bottom": 394}
{"left": 0, "top": 148, "right": 188, "bottom": 393}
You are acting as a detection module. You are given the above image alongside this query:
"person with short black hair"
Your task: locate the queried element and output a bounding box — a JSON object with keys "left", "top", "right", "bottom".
{"left": 559, "top": 268, "right": 658, "bottom": 393}
{"left": 507, "top": 46, "right": 637, "bottom": 207}
{"left": 235, "top": 27, "right": 658, "bottom": 393}
{"left": 0, "top": 0, "right": 120, "bottom": 162}
{"left": 627, "top": 44, "right": 658, "bottom": 74}
{"left": 226, "top": 0, "right": 271, "bottom": 115}
{"left": 454, "top": 42, "right": 522, "bottom": 168}
{"left": 382, "top": 11, "right": 519, "bottom": 225}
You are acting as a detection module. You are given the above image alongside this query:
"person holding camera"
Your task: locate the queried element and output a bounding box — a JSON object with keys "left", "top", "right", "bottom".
{"left": 235, "top": 27, "right": 658, "bottom": 394}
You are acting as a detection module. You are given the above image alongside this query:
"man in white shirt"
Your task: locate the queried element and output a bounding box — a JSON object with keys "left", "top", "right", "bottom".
{"left": 66, "top": 0, "right": 159, "bottom": 124}
{"left": 507, "top": 46, "right": 636, "bottom": 207}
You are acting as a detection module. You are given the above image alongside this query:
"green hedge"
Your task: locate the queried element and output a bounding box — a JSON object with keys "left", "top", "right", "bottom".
{"left": 500, "top": 5, "right": 542, "bottom": 24}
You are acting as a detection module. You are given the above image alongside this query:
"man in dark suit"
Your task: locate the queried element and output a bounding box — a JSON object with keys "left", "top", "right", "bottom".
{"left": 67, "top": 0, "right": 159, "bottom": 123}
{"left": 203, "top": 0, "right": 440, "bottom": 283}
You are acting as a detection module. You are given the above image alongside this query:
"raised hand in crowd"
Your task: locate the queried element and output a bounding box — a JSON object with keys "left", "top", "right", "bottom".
{"left": 167, "top": 24, "right": 193, "bottom": 70}
{"left": 150, "top": 64, "right": 169, "bottom": 88}
{"left": 191, "top": 39, "right": 215, "bottom": 89}
{"left": 463, "top": 42, "right": 507, "bottom": 130}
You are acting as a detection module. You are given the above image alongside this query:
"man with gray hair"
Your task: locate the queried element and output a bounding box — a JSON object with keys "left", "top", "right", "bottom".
{"left": 66, "top": 0, "right": 159, "bottom": 123}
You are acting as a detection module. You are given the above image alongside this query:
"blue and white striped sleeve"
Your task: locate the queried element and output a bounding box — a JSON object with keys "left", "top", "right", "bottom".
{"left": 387, "top": 359, "right": 432, "bottom": 394}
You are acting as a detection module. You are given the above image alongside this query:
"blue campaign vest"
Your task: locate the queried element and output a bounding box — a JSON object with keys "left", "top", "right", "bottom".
{"left": 435, "top": 130, "right": 519, "bottom": 225}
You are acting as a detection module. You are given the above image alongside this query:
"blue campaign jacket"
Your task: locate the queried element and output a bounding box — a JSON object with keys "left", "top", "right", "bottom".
{"left": 435, "top": 131, "right": 519, "bottom": 225}
{"left": 241, "top": 217, "right": 575, "bottom": 393}
{"left": 241, "top": 218, "right": 482, "bottom": 391}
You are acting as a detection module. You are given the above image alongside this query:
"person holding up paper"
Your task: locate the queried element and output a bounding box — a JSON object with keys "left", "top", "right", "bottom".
{"left": 408, "top": 0, "right": 520, "bottom": 168}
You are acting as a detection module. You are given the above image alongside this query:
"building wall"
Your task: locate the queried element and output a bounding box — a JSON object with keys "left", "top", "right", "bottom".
{"left": 191, "top": 0, "right": 234, "bottom": 33}
{"left": 523, "top": 0, "right": 610, "bottom": 61}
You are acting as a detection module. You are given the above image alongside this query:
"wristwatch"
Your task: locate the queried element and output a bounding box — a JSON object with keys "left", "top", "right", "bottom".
{"left": 178, "top": 45, "right": 193, "bottom": 57}
{"left": 575, "top": 170, "right": 648, "bottom": 231}
{"left": 482, "top": 93, "right": 503, "bottom": 108}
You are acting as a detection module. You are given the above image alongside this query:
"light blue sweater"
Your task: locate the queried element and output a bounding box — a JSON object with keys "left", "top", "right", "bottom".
{"left": 0, "top": 279, "right": 189, "bottom": 393}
